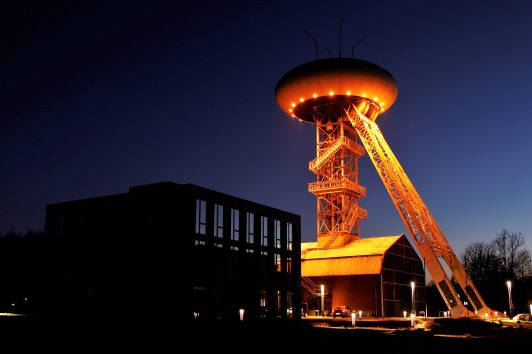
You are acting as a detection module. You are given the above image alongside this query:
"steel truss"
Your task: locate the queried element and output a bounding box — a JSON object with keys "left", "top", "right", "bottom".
{"left": 308, "top": 104, "right": 367, "bottom": 249}
{"left": 345, "top": 104, "right": 493, "bottom": 317}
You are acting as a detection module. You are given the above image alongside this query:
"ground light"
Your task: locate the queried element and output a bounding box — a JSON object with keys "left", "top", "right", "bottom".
{"left": 506, "top": 280, "right": 513, "bottom": 317}
{"left": 320, "top": 284, "right": 324, "bottom": 316}
{"left": 410, "top": 281, "right": 415, "bottom": 314}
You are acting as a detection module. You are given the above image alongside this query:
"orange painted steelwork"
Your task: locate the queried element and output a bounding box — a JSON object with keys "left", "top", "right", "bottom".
{"left": 276, "top": 57, "right": 494, "bottom": 317}
{"left": 309, "top": 109, "right": 366, "bottom": 248}
{"left": 345, "top": 105, "right": 493, "bottom": 317}
{"left": 276, "top": 58, "right": 398, "bottom": 249}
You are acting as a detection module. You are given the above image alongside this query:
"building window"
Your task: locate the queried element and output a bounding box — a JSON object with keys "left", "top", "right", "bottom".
{"left": 246, "top": 248, "right": 254, "bottom": 254}
{"left": 261, "top": 216, "right": 268, "bottom": 247}
{"left": 274, "top": 253, "right": 281, "bottom": 272}
{"left": 274, "top": 219, "right": 281, "bottom": 248}
{"left": 195, "top": 199, "right": 207, "bottom": 235}
{"left": 287, "top": 291, "right": 294, "bottom": 318}
{"left": 261, "top": 250, "right": 268, "bottom": 256}
{"left": 231, "top": 208, "right": 239, "bottom": 241}
{"left": 214, "top": 242, "right": 223, "bottom": 248}
{"left": 260, "top": 289, "right": 268, "bottom": 318}
{"left": 230, "top": 245, "right": 239, "bottom": 251}
{"left": 286, "top": 256, "right": 292, "bottom": 274}
{"left": 286, "top": 222, "right": 293, "bottom": 250}
{"left": 246, "top": 212, "right": 254, "bottom": 244}
{"left": 214, "top": 204, "right": 224, "bottom": 238}
{"left": 194, "top": 240, "right": 206, "bottom": 247}
{"left": 260, "top": 290, "right": 268, "bottom": 307}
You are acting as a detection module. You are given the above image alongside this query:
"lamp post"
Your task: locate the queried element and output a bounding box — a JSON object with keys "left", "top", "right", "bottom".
{"left": 506, "top": 280, "right": 513, "bottom": 317}
{"left": 410, "top": 281, "right": 415, "bottom": 315}
{"left": 320, "top": 284, "right": 325, "bottom": 317}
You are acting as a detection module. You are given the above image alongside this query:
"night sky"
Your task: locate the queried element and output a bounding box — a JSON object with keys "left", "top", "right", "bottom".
{"left": 2, "top": 1, "right": 532, "bottom": 255}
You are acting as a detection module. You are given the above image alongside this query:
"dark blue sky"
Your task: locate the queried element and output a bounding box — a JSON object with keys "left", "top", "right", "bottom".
{"left": 2, "top": 1, "right": 531, "bottom": 254}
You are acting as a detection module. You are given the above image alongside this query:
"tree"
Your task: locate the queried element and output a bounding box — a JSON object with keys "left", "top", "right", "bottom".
{"left": 461, "top": 241, "right": 499, "bottom": 283}
{"left": 461, "top": 229, "right": 531, "bottom": 281}
{"left": 492, "top": 229, "right": 531, "bottom": 279}
{"left": 461, "top": 229, "right": 531, "bottom": 312}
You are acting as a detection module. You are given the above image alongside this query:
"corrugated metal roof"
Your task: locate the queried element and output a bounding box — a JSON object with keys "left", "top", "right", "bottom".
{"left": 302, "top": 235, "right": 402, "bottom": 260}
{"left": 301, "top": 235, "right": 404, "bottom": 276}
{"left": 302, "top": 256, "right": 384, "bottom": 276}
{"left": 301, "top": 242, "right": 318, "bottom": 252}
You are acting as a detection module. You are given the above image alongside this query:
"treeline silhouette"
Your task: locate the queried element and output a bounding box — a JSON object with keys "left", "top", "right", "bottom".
{"left": 0, "top": 229, "right": 48, "bottom": 314}
{"left": 461, "top": 229, "right": 532, "bottom": 315}
{"left": 0, "top": 229, "right": 101, "bottom": 317}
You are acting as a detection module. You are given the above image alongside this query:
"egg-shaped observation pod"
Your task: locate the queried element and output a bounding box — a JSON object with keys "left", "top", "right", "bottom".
{"left": 275, "top": 58, "right": 398, "bottom": 248}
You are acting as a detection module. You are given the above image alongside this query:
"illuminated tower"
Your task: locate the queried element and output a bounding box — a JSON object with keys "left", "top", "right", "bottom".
{"left": 275, "top": 59, "right": 398, "bottom": 249}
{"left": 276, "top": 57, "right": 495, "bottom": 317}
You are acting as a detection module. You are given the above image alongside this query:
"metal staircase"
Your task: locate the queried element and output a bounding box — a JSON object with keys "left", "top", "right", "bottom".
{"left": 307, "top": 118, "right": 367, "bottom": 241}
{"left": 308, "top": 136, "right": 364, "bottom": 172}
{"left": 301, "top": 276, "right": 322, "bottom": 305}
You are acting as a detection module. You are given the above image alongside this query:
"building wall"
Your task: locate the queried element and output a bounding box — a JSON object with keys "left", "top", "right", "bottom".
{"left": 44, "top": 182, "right": 301, "bottom": 321}
{"left": 302, "top": 236, "right": 425, "bottom": 317}
{"left": 186, "top": 183, "right": 301, "bottom": 320}
{"left": 381, "top": 236, "right": 426, "bottom": 316}
{"left": 306, "top": 275, "right": 379, "bottom": 317}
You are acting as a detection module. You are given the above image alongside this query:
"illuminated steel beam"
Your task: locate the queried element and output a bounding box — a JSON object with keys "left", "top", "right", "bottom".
{"left": 345, "top": 104, "right": 493, "bottom": 317}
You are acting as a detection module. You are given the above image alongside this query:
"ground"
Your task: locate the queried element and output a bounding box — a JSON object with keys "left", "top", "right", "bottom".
{"left": 0, "top": 314, "right": 530, "bottom": 352}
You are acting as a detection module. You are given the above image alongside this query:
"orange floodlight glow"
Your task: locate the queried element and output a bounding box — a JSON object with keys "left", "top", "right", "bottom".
{"left": 276, "top": 57, "right": 493, "bottom": 319}
{"left": 275, "top": 58, "right": 398, "bottom": 244}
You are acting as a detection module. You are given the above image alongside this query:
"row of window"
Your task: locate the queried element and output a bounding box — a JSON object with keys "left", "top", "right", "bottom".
{"left": 193, "top": 239, "right": 292, "bottom": 274}
{"left": 195, "top": 199, "right": 293, "bottom": 250}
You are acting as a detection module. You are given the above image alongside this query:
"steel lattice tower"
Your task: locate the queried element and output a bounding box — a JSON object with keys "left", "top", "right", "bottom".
{"left": 275, "top": 57, "right": 496, "bottom": 318}
{"left": 276, "top": 58, "right": 392, "bottom": 249}
{"left": 307, "top": 103, "right": 367, "bottom": 248}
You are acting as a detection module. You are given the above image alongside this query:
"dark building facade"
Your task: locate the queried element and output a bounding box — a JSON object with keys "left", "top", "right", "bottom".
{"left": 44, "top": 182, "right": 301, "bottom": 321}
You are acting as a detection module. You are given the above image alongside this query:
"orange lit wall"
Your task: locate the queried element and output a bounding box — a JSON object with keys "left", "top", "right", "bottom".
{"left": 310, "top": 275, "right": 380, "bottom": 316}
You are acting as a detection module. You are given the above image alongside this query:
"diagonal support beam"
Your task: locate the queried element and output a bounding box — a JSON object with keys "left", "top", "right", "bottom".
{"left": 345, "top": 104, "right": 493, "bottom": 317}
